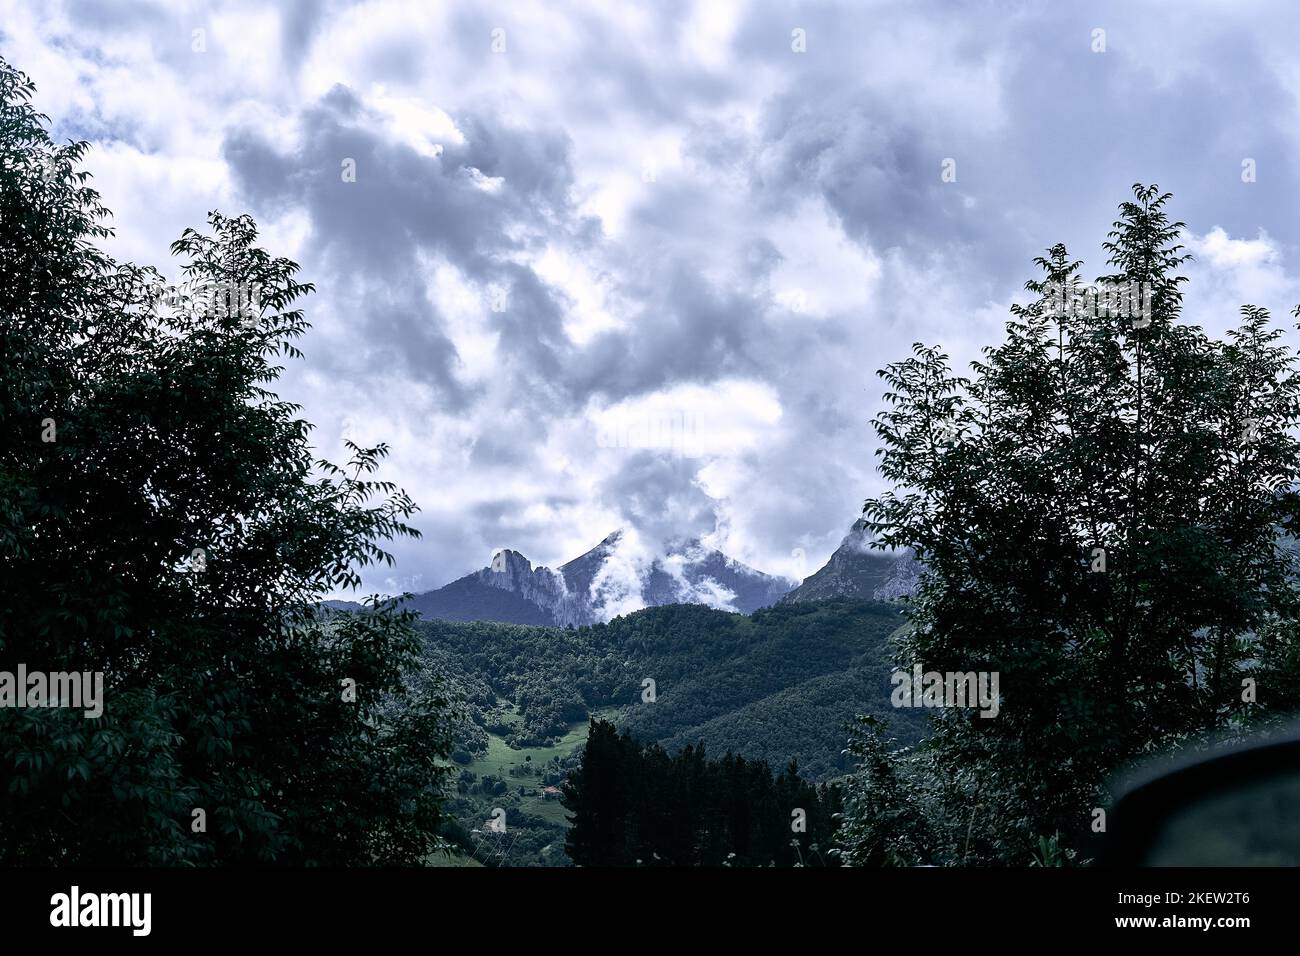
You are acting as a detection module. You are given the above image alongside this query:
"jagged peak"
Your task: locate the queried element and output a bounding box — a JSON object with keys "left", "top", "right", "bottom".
{"left": 489, "top": 549, "right": 533, "bottom": 574}
{"left": 416, "top": 526, "right": 793, "bottom": 626}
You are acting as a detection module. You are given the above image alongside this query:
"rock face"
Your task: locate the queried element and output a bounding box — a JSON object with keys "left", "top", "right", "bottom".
{"left": 643, "top": 544, "right": 793, "bottom": 613}
{"left": 404, "top": 548, "right": 580, "bottom": 626}
{"left": 871, "top": 550, "right": 922, "bottom": 602}
{"left": 781, "top": 519, "right": 920, "bottom": 604}
{"left": 403, "top": 568, "right": 559, "bottom": 626}
{"left": 481, "top": 549, "right": 589, "bottom": 625}
{"left": 406, "top": 530, "right": 794, "bottom": 626}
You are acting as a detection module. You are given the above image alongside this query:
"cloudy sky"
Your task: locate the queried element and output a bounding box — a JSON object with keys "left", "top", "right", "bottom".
{"left": 6, "top": 0, "right": 1300, "bottom": 595}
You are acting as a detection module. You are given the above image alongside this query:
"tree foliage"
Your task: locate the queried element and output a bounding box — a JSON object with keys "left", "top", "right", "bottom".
{"left": 840, "top": 185, "right": 1300, "bottom": 865}
{"left": 420, "top": 598, "right": 921, "bottom": 777}
{"left": 0, "top": 57, "right": 453, "bottom": 864}
{"left": 563, "top": 719, "right": 841, "bottom": 866}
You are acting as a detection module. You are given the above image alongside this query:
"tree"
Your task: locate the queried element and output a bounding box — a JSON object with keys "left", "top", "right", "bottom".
{"left": 563, "top": 719, "right": 841, "bottom": 866}
{"left": 840, "top": 184, "right": 1300, "bottom": 865}
{"left": 562, "top": 719, "right": 632, "bottom": 865}
{"left": 0, "top": 57, "right": 454, "bottom": 864}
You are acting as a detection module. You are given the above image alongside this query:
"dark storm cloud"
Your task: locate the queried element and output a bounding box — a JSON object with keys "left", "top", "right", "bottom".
{"left": 221, "top": 75, "right": 830, "bottom": 423}
{"left": 18, "top": 0, "right": 1300, "bottom": 592}
{"left": 63, "top": 0, "right": 169, "bottom": 33}
{"left": 730, "top": 0, "right": 1300, "bottom": 296}
{"left": 987, "top": 14, "right": 1300, "bottom": 272}
{"left": 221, "top": 83, "right": 599, "bottom": 411}
{"left": 446, "top": 0, "right": 742, "bottom": 125}
{"left": 760, "top": 94, "right": 990, "bottom": 250}
{"left": 575, "top": 262, "right": 772, "bottom": 397}
{"left": 279, "top": 0, "right": 335, "bottom": 64}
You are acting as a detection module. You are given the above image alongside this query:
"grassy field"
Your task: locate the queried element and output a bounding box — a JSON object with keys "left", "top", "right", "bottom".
{"left": 429, "top": 851, "right": 485, "bottom": 867}
{"left": 431, "top": 707, "right": 612, "bottom": 866}
{"left": 465, "top": 704, "right": 621, "bottom": 827}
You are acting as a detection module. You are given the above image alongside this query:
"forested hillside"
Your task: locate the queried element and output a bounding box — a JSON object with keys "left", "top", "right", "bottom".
{"left": 423, "top": 596, "right": 923, "bottom": 866}
{"left": 419, "top": 598, "right": 925, "bottom": 778}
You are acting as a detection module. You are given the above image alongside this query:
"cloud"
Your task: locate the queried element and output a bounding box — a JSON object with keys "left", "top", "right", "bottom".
{"left": 1181, "top": 227, "right": 1300, "bottom": 338}
{"left": 9, "top": 0, "right": 1300, "bottom": 595}
{"left": 1192, "top": 226, "right": 1279, "bottom": 270}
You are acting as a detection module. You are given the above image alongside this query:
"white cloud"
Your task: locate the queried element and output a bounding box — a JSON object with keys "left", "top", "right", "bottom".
{"left": 1191, "top": 226, "right": 1279, "bottom": 269}
{"left": 590, "top": 380, "right": 782, "bottom": 460}
{"left": 10, "top": 0, "right": 1300, "bottom": 596}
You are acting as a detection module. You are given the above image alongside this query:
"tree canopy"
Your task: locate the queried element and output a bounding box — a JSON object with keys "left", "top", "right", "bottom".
{"left": 0, "top": 56, "right": 453, "bottom": 865}
{"left": 563, "top": 719, "right": 841, "bottom": 866}
{"left": 840, "top": 184, "right": 1300, "bottom": 865}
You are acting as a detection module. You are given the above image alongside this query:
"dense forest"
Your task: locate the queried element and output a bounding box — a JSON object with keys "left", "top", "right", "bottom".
{"left": 837, "top": 185, "right": 1300, "bottom": 866}
{"left": 563, "top": 720, "right": 842, "bottom": 867}
{"left": 423, "top": 598, "right": 924, "bottom": 866}
{"left": 420, "top": 598, "right": 926, "bottom": 780}
{"left": 1, "top": 58, "right": 452, "bottom": 865}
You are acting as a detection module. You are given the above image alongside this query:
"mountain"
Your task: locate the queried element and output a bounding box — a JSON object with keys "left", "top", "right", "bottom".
{"left": 563, "top": 530, "right": 792, "bottom": 622}
{"left": 320, "top": 599, "right": 365, "bottom": 613}
{"left": 405, "top": 530, "right": 794, "bottom": 625}
{"left": 421, "top": 598, "right": 924, "bottom": 775}
{"left": 405, "top": 557, "right": 560, "bottom": 626}
{"left": 782, "top": 519, "right": 920, "bottom": 604}
{"left": 424, "top": 598, "right": 923, "bottom": 866}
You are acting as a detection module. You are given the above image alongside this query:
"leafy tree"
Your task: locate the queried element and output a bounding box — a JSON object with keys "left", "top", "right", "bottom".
{"left": 840, "top": 184, "right": 1300, "bottom": 865}
{"left": 0, "top": 57, "right": 453, "bottom": 864}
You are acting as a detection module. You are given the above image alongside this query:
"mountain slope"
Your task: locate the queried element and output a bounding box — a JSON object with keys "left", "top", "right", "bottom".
{"left": 782, "top": 519, "right": 920, "bottom": 604}
{"left": 419, "top": 597, "right": 922, "bottom": 778}
{"left": 561, "top": 530, "right": 791, "bottom": 619}
{"left": 405, "top": 569, "right": 559, "bottom": 625}
{"left": 613, "top": 599, "right": 924, "bottom": 778}
{"left": 646, "top": 667, "right": 913, "bottom": 780}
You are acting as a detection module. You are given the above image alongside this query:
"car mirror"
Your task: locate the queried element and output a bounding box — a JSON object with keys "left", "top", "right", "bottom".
{"left": 1106, "top": 725, "right": 1300, "bottom": 866}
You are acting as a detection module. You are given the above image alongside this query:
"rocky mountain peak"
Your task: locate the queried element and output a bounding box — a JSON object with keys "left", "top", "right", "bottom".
{"left": 782, "top": 519, "right": 919, "bottom": 604}
{"left": 408, "top": 528, "right": 794, "bottom": 626}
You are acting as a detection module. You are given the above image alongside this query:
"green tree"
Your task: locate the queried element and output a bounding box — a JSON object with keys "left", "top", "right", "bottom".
{"left": 0, "top": 57, "right": 454, "bottom": 864}
{"left": 562, "top": 719, "right": 631, "bottom": 865}
{"left": 563, "top": 719, "right": 841, "bottom": 866}
{"left": 840, "top": 184, "right": 1300, "bottom": 865}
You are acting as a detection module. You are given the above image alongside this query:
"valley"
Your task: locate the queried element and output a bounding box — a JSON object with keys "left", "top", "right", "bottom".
{"left": 437, "top": 703, "right": 622, "bottom": 866}
{"left": 396, "top": 519, "right": 927, "bottom": 865}
{"left": 423, "top": 598, "right": 925, "bottom": 865}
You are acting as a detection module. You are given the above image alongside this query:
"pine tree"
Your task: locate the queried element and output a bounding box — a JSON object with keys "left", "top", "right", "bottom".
{"left": 562, "top": 719, "right": 630, "bottom": 865}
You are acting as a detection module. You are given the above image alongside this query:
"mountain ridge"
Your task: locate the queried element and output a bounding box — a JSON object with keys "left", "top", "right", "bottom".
{"left": 781, "top": 519, "right": 920, "bottom": 604}
{"left": 406, "top": 529, "right": 794, "bottom": 625}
